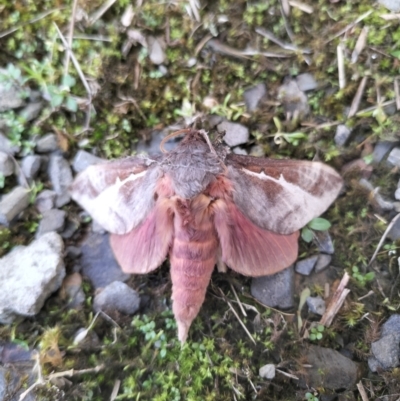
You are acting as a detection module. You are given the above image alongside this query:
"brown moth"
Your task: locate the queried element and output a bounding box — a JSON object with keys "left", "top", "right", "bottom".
{"left": 70, "top": 128, "right": 343, "bottom": 342}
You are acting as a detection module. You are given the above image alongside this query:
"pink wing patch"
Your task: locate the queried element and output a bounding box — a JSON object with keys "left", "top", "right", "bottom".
{"left": 213, "top": 201, "right": 299, "bottom": 276}
{"left": 110, "top": 199, "right": 174, "bottom": 274}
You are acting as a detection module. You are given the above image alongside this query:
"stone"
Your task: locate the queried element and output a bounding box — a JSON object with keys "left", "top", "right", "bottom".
{"left": 295, "top": 255, "right": 318, "bottom": 276}
{"left": 0, "top": 232, "right": 65, "bottom": 323}
{"left": 0, "top": 151, "right": 14, "bottom": 176}
{"left": 147, "top": 36, "right": 166, "bottom": 65}
{"left": 0, "top": 81, "right": 25, "bottom": 111}
{"left": 243, "top": 83, "right": 267, "bottom": 112}
{"left": 19, "top": 101, "right": 43, "bottom": 121}
{"left": 277, "top": 79, "right": 309, "bottom": 118}
{"left": 314, "top": 254, "right": 332, "bottom": 272}
{"left": 369, "top": 314, "right": 400, "bottom": 371}
{"left": 313, "top": 231, "right": 334, "bottom": 254}
{"left": 60, "top": 218, "right": 79, "bottom": 239}
{"left": 80, "top": 232, "right": 130, "bottom": 289}
{"left": 302, "top": 345, "right": 359, "bottom": 390}
{"left": 387, "top": 147, "right": 400, "bottom": 168}
{"left": 36, "top": 209, "right": 66, "bottom": 238}
{"left": 379, "top": 0, "right": 400, "bottom": 12}
{"left": 296, "top": 73, "right": 318, "bottom": 91}
{"left": 370, "top": 333, "right": 399, "bottom": 370}
{"left": 396, "top": 188, "right": 400, "bottom": 201}
{"left": 21, "top": 154, "right": 41, "bottom": 180}
{"left": 251, "top": 265, "right": 294, "bottom": 308}
{"left": 334, "top": 125, "right": 352, "bottom": 147}
{"left": 259, "top": 363, "right": 275, "bottom": 379}
{"left": 34, "top": 189, "right": 56, "bottom": 213}
{"left": 72, "top": 150, "right": 105, "bottom": 173}
{"left": 36, "top": 133, "right": 59, "bottom": 153}
{"left": 372, "top": 141, "right": 396, "bottom": 163}
{"left": 48, "top": 154, "right": 73, "bottom": 207}
{"left": 93, "top": 281, "right": 140, "bottom": 315}
{"left": 0, "top": 186, "right": 30, "bottom": 226}
{"left": 306, "top": 296, "right": 326, "bottom": 315}
{"left": 341, "top": 159, "right": 373, "bottom": 180}
{"left": 0, "top": 133, "right": 20, "bottom": 155}
{"left": 217, "top": 121, "right": 249, "bottom": 147}
{"left": 232, "top": 147, "right": 247, "bottom": 155}
{"left": 65, "top": 245, "right": 81, "bottom": 259}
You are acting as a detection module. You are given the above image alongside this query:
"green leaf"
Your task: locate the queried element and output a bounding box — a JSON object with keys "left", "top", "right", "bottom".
{"left": 365, "top": 272, "right": 375, "bottom": 282}
{"left": 65, "top": 96, "right": 78, "bottom": 112}
{"left": 301, "top": 227, "right": 314, "bottom": 242}
{"left": 62, "top": 74, "right": 76, "bottom": 88}
{"left": 308, "top": 217, "right": 331, "bottom": 231}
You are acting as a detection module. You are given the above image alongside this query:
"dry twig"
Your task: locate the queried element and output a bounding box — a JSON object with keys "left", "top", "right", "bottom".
{"left": 320, "top": 272, "right": 350, "bottom": 327}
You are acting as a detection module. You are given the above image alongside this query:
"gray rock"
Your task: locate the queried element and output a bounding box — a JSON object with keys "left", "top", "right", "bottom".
{"left": 303, "top": 345, "right": 359, "bottom": 390}
{"left": 0, "top": 151, "right": 14, "bottom": 176}
{"left": 34, "top": 189, "right": 56, "bottom": 213}
{"left": 373, "top": 141, "right": 397, "bottom": 163}
{"left": 387, "top": 147, "right": 400, "bottom": 168}
{"left": 370, "top": 333, "right": 399, "bottom": 370}
{"left": 48, "top": 154, "right": 73, "bottom": 206}
{"left": 91, "top": 219, "right": 106, "bottom": 234}
{"left": 19, "top": 101, "right": 43, "bottom": 121}
{"left": 295, "top": 255, "right": 318, "bottom": 276}
{"left": 93, "top": 281, "right": 140, "bottom": 315}
{"left": 0, "top": 133, "right": 20, "bottom": 155}
{"left": 232, "top": 147, "right": 247, "bottom": 155}
{"left": 65, "top": 245, "right": 81, "bottom": 259}
{"left": 334, "top": 125, "right": 352, "bottom": 147}
{"left": 296, "top": 73, "right": 318, "bottom": 92}
{"left": 379, "top": 0, "right": 400, "bottom": 12}
{"left": 369, "top": 314, "right": 400, "bottom": 372}
{"left": 36, "top": 209, "right": 66, "bottom": 237}
{"left": 306, "top": 296, "right": 326, "bottom": 315}
{"left": 315, "top": 254, "right": 332, "bottom": 272}
{"left": 21, "top": 154, "right": 41, "bottom": 180}
{"left": 0, "top": 81, "right": 25, "bottom": 112}
{"left": 147, "top": 36, "right": 166, "bottom": 65}
{"left": 0, "top": 362, "right": 36, "bottom": 401}
{"left": 0, "top": 186, "right": 30, "bottom": 226}
{"left": 259, "top": 363, "right": 275, "bottom": 379}
{"left": 243, "top": 83, "right": 266, "bottom": 112}
{"left": 381, "top": 314, "right": 400, "bottom": 339}
{"left": 277, "top": 79, "right": 309, "bottom": 118}
{"left": 388, "top": 216, "right": 400, "bottom": 240}
{"left": 251, "top": 265, "right": 294, "bottom": 308}
{"left": 36, "top": 133, "right": 59, "bottom": 153}
{"left": 313, "top": 231, "right": 335, "bottom": 254}
{"left": 80, "top": 232, "right": 130, "bottom": 288}
{"left": 72, "top": 150, "right": 105, "bottom": 173}
{"left": 61, "top": 218, "right": 80, "bottom": 239}
{"left": 0, "top": 232, "right": 65, "bottom": 323}
{"left": 217, "top": 121, "right": 249, "bottom": 147}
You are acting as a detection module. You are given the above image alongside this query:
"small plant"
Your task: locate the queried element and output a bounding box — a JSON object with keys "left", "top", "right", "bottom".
{"left": 210, "top": 93, "right": 247, "bottom": 121}
{"left": 351, "top": 266, "right": 375, "bottom": 287}
{"left": 305, "top": 391, "right": 319, "bottom": 401}
{"left": 309, "top": 324, "right": 324, "bottom": 341}
{"left": 269, "top": 117, "right": 308, "bottom": 146}
{"left": 301, "top": 217, "right": 331, "bottom": 243}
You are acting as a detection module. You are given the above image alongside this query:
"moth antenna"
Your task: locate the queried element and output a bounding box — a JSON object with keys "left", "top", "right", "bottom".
{"left": 160, "top": 128, "right": 191, "bottom": 153}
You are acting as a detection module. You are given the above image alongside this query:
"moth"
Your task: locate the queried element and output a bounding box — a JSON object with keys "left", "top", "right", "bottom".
{"left": 70, "top": 128, "right": 343, "bottom": 342}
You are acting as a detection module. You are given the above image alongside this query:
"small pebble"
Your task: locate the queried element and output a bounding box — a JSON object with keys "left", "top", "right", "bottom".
{"left": 35, "top": 190, "right": 56, "bottom": 213}
{"left": 217, "top": 121, "right": 249, "bottom": 147}
{"left": 295, "top": 255, "right": 318, "bottom": 276}
{"left": 0, "top": 186, "right": 30, "bottom": 226}
{"left": 259, "top": 364, "right": 275, "bottom": 379}
{"left": 306, "top": 296, "right": 326, "bottom": 315}
{"left": 36, "top": 133, "right": 59, "bottom": 153}
{"left": 36, "top": 209, "right": 67, "bottom": 238}
{"left": 93, "top": 281, "right": 140, "bottom": 315}
{"left": 0, "top": 151, "right": 14, "bottom": 176}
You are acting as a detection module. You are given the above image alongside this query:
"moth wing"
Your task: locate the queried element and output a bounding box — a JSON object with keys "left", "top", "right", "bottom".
{"left": 213, "top": 201, "right": 299, "bottom": 276}
{"left": 109, "top": 199, "right": 174, "bottom": 273}
{"left": 70, "top": 157, "right": 161, "bottom": 234}
{"left": 225, "top": 154, "right": 343, "bottom": 235}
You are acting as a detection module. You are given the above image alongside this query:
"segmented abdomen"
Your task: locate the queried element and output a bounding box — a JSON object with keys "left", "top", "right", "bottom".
{"left": 170, "top": 196, "right": 219, "bottom": 342}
